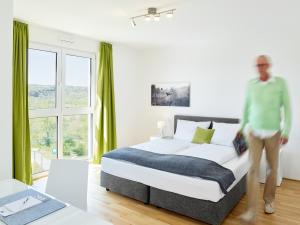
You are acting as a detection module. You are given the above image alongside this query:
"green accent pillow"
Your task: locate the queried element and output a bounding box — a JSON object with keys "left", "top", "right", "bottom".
{"left": 192, "top": 127, "right": 215, "bottom": 144}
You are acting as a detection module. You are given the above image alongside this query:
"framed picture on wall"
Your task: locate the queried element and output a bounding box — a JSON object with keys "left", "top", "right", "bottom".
{"left": 151, "top": 82, "right": 190, "bottom": 107}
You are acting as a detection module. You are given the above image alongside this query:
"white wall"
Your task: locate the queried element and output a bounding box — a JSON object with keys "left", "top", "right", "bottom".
{"left": 113, "top": 44, "right": 146, "bottom": 147}
{"left": 0, "top": 0, "right": 13, "bottom": 180}
{"left": 29, "top": 24, "right": 98, "bottom": 53}
{"left": 28, "top": 24, "right": 142, "bottom": 148}
{"left": 136, "top": 39, "right": 300, "bottom": 180}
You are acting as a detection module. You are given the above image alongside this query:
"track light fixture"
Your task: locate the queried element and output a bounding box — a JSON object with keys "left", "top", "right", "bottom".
{"left": 130, "top": 7, "right": 176, "bottom": 27}
{"left": 131, "top": 19, "right": 136, "bottom": 27}
{"left": 154, "top": 14, "right": 160, "bottom": 22}
{"left": 166, "top": 10, "right": 174, "bottom": 18}
{"left": 144, "top": 15, "right": 151, "bottom": 22}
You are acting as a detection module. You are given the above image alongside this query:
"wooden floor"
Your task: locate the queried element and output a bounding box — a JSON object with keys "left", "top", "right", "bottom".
{"left": 86, "top": 166, "right": 300, "bottom": 225}
{"left": 34, "top": 165, "right": 300, "bottom": 225}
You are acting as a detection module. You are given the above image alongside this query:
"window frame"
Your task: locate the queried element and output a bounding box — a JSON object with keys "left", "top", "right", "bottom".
{"left": 29, "top": 42, "right": 96, "bottom": 176}
{"left": 28, "top": 44, "right": 61, "bottom": 116}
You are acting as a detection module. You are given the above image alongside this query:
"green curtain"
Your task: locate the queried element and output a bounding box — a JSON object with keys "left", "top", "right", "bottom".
{"left": 93, "top": 42, "right": 117, "bottom": 163}
{"left": 12, "top": 21, "right": 32, "bottom": 185}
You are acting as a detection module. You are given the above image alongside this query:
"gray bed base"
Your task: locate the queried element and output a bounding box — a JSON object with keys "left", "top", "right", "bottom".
{"left": 150, "top": 176, "right": 246, "bottom": 225}
{"left": 101, "top": 115, "right": 244, "bottom": 225}
{"left": 101, "top": 171, "right": 149, "bottom": 203}
{"left": 101, "top": 171, "right": 246, "bottom": 225}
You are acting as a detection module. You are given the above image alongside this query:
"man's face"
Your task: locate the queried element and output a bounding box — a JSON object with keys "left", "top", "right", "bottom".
{"left": 256, "top": 57, "right": 270, "bottom": 75}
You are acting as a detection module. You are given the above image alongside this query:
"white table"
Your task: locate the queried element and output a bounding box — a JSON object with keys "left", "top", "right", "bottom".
{"left": 0, "top": 179, "right": 112, "bottom": 225}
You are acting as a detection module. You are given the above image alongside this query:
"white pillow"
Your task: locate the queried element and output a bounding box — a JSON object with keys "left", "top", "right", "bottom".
{"left": 211, "top": 122, "right": 240, "bottom": 147}
{"left": 174, "top": 120, "right": 211, "bottom": 141}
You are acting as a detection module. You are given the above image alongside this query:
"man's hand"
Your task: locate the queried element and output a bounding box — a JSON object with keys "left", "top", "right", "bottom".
{"left": 280, "top": 136, "right": 288, "bottom": 145}
{"left": 236, "top": 130, "right": 243, "bottom": 138}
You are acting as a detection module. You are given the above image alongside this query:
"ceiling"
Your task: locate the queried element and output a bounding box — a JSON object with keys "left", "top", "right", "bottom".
{"left": 14, "top": 0, "right": 300, "bottom": 49}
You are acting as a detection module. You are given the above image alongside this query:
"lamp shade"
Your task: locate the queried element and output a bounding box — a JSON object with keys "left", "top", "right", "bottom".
{"left": 157, "top": 121, "right": 166, "bottom": 129}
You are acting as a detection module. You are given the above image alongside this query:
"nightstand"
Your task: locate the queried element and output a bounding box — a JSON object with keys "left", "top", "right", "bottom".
{"left": 150, "top": 136, "right": 173, "bottom": 141}
{"left": 259, "top": 148, "right": 283, "bottom": 186}
{"left": 150, "top": 136, "right": 161, "bottom": 141}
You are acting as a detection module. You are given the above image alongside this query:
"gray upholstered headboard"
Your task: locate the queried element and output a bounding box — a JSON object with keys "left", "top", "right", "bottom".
{"left": 174, "top": 115, "right": 240, "bottom": 133}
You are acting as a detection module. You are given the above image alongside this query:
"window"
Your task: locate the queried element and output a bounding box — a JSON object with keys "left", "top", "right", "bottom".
{"left": 63, "top": 115, "right": 89, "bottom": 158}
{"left": 28, "top": 44, "right": 95, "bottom": 176}
{"left": 65, "top": 55, "right": 91, "bottom": 108}
{"left": 30, "top": 117, "right": 57, "bottom": 174}
{"left": 28, "top": 49, "right": 57, "bottom": 109}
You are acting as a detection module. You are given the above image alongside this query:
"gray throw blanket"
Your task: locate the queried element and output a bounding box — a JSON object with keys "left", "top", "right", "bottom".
{"left": 103, "top": 148, "right": 235, "bottom": 194}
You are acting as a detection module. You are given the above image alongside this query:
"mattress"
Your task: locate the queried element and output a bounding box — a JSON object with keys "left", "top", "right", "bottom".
{"left": 101, "top": 138, "right": 249, "bottom": 202}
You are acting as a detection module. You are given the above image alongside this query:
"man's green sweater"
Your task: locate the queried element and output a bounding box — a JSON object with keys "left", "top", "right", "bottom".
{"left": 241, "top": 76, "right": 292, "bottom": 138}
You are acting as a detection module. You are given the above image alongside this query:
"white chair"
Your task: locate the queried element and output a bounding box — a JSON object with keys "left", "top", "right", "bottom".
{"left": 46, "top": 159, "right": 89, "bottom": 210}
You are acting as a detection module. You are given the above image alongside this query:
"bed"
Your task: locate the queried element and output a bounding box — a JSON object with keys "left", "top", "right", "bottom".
{"left": 100, "top": 115, "right": 249, "bottom": 225}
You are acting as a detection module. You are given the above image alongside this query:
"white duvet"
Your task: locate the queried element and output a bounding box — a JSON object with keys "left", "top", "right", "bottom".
{"left": 132, "top": 138, "right": 237, "bottom": 165}
{"left": 176, "top": 143, "right": 238, "bottom": 165}
{"left": 131, "top": 138, "right": 191, "bottom": 154}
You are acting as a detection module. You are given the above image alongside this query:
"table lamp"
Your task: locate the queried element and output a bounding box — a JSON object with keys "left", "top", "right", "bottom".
{"left": 157, "top": 121, "right": 166, "bottom": 137}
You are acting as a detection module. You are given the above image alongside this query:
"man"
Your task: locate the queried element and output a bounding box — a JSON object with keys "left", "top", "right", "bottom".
{"left": 239, "top": 55, "right": 292, "bottom": 224}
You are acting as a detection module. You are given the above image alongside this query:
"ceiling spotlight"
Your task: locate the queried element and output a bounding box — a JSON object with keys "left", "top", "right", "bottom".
{"left": 131, "top": 19, "right": 136, "bottom": 27}
{"left": 154, "top": 14, "right": 160, "bottom": 22}
{"left": 166, "top": 10, "right": 174, "bottom": 18}
{"left": 144, "top": 15, "right": 151, "bottom": 22}
{"left": 129, "top": 7, "right": 176, "bottom": 27}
